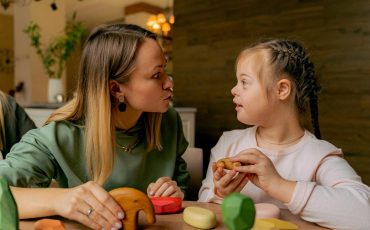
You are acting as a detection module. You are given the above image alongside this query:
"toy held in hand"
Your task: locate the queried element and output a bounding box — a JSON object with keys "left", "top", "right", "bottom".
{"left": 216, "top": 157, "right": 241, "bottom": 170}
{"left": 109, "top": 187, "right": 156, "bottom": 230}
{"left": 150, "top": 197, "right": 182, "bottom": 214}
{"left": 221, "top": 193, "right": 255, "bottom": 230}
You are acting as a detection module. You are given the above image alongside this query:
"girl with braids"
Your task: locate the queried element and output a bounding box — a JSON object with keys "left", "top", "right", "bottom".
{"left": 199, "top": 39, "right": 370, "bottom": 229}
{"left": 0, "top": 90, "right": 35, "bottom": 159}
{"left": 0, "top": 24, "right": 189, "bottom": 229}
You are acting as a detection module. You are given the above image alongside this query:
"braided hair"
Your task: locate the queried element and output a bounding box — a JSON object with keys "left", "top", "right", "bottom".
{"left": 250, "top": 39, "right": 321, "bottom": 139}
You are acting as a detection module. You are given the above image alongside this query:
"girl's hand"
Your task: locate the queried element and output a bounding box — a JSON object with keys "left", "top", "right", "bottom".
{"left": 147, "top": 177, "right": 184, "bottom": 199}
{"left": 53, "top": 181, "right": 124, "bottom": 230}
{"left": 212, "top": 162, "right": 249, "bottom": 198}
{"left": 231, "top": 148, "right": 296, "bottom": 202}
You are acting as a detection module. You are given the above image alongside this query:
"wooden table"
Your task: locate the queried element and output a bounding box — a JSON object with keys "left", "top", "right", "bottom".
{"left": 20, "top": 201, "right": 328, "bottom": 229}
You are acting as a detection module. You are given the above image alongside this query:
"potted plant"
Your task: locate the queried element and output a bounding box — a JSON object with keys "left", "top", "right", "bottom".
{"left": 24, "top": 13, "right": 86, "bottom": 102}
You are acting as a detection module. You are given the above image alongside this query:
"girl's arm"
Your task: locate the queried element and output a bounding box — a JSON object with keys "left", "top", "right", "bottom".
{"left": 289, "top": 156, "right": 370, "bottom": 230}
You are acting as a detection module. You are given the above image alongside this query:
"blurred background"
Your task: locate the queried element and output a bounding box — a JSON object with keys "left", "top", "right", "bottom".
{"left": 0, "top": 0, "right": 369, "bottom": 186}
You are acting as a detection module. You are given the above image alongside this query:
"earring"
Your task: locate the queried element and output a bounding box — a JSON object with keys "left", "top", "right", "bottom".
{"left": 118, "top": 96, "right": 126, "bottom": 112}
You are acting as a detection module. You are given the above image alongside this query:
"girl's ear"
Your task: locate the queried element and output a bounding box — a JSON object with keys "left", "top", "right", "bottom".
{"left": 109, "top": 80, "right": 124, "bottom": 99}
{"left": 276, "top": 78, "right": 292, "bottom": 100}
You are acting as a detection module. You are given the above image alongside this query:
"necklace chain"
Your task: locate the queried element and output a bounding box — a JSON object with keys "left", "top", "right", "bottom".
{"left": 116, "top": 136, "right": 141, "bottom": 153}
{"left": 256, "top": 130, "right": 304, "bottom": 146}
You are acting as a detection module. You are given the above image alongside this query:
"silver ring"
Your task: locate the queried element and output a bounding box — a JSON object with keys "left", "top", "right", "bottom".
{"left": 86, "top": 207, "right": 94, "bottom": 217}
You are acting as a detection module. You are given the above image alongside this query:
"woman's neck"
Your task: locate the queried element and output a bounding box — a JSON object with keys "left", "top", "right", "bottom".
{"left": 112, "top": 108, "right": 142, "bottom": 130}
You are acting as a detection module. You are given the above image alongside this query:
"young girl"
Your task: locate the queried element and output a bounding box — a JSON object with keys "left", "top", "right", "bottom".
{"left": 198, "top": 39, "right": 370, "bottom": 229}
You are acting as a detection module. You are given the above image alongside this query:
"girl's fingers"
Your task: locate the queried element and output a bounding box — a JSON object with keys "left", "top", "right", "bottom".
{"left": 218, "top": 170, "right": 237, "bottom": 187}
{"left": 232, "top": 153, "right": 260, "bottom": 165}
{"left": 235, "top": 163, "right": 257, "bottom": 173}
{"left": 213, "top": 167, "right": 224, "bottom": 181}
{"left": 235, "top": 174, "right": 249, "bottom": 192}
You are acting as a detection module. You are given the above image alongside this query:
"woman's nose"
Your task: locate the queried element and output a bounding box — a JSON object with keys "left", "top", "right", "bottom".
{"left": 164, "top": 75, "right": 174, "bottom": 91}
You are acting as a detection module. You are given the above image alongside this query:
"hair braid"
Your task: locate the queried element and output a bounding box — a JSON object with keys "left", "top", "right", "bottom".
{"left": 256, "top": 39, "right": 322, "bottom": 138}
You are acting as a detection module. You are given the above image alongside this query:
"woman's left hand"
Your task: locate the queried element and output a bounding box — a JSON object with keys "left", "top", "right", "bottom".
{"left": 147, "top": 177, "right": 184, "bottom": 199}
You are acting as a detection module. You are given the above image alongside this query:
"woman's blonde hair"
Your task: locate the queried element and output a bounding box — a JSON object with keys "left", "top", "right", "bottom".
{"left": 47, "top": 24, "right": 163, "bottom": 185}
{"left": 0, "top": 91, "right": 10, "bottom": 152}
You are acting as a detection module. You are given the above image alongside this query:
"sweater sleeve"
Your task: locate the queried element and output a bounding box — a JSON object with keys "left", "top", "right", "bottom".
{"left": 198, "top": 134, "right": 225, "bottom": 204}
{"left": 286, "top": 156, "right": 370, "bottom": 230}
{"left": 0, "top": 129, "right": 57, "bottom": 188}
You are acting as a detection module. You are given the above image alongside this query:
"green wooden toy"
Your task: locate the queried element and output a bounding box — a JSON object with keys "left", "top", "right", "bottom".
{"left": 0, "top": 177, "right": 19, "bottom": 230}
{"left": 221, "top": 193, "right": 255, "bottom": 230}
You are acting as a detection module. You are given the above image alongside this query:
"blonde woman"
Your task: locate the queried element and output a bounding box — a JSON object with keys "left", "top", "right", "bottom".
{"left": 0, "top": 24, "right": 189, "bottom": 230}
{"left": 0, "top": 90, "right": 35, "bottom": 159}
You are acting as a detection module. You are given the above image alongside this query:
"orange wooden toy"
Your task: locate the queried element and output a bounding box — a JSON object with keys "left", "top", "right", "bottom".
{"left": 109, "top": 187, "right": 156, "bottom": 230}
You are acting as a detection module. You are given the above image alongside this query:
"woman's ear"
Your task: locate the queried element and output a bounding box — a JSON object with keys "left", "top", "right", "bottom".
{"left": 109, "top": 80, "right": 124, "bottom": 99}
{"left": 276, "top": 78, "right": 292, "bottom": 100}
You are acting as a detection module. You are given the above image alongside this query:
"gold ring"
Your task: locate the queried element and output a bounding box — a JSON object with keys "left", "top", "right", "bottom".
{"left": 86, "top": 207, "right": 94, "bottom": 217}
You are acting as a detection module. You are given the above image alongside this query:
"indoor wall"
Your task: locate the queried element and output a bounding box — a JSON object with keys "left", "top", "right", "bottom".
{"left": 173, "top": 0, "right": 370, "bottom": 185}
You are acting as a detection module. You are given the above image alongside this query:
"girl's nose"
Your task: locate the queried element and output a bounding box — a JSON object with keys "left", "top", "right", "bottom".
{"left": 231, "top": 85, "right": 237, "bottom": 96}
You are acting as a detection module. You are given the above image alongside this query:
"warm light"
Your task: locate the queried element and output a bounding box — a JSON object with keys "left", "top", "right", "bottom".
{"left": 169, "top": 15, "right": 175, "bottom": 24}
{"left": 157, "top": 13, "right": 166, "bottom": 24}
{"left": 161, "top": 22, "right": 171, "bottom": 36}
{"left": 146, "top": 10, "right": 174, "bottom": 37}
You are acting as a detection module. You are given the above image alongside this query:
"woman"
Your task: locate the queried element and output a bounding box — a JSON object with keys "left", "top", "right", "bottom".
{"left": 0, "top": 90, "right": 36, "bottom": 159}
{"left": 0, "top": 24, "right": 189, "bottom": 230}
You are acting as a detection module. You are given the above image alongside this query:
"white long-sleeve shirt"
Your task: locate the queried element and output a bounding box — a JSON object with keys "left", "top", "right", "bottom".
{"left": 198, "top": 126, "right": 370, "bottom": 230}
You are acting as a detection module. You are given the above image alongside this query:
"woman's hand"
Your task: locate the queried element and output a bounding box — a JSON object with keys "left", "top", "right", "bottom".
{"left": 53, "top": 181, "right": 124, "bottom": 230}
{"left": 231, "top": 148, "right": 296, "bottom": 203}
{"left": 147, "top": 177, "right": 184, "bottom": 199}
{"left": 212, "top": 162, "right": 249, "bottom": 198}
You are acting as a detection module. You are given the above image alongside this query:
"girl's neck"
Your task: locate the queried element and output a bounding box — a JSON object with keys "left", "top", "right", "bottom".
{"left": 112, "top": 108, "right": 142, "bottom": 130}
{"left": 256, "top": 122, "right": 304, "bottom": 151}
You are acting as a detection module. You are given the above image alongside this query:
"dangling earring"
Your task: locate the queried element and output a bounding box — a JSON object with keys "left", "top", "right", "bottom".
{"left": 118, "top": 96, "right": 126, "bottom": 112}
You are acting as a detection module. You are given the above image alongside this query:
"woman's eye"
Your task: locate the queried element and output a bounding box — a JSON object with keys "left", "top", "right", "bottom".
{"left": 153, "top": 72, "right": 161, "bottom": 79}
{"left": 241, "top": 80, "right": 248, "bottom": 86}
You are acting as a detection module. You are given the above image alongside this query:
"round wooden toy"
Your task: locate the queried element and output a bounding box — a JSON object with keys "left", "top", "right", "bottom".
{"left": 221, "top": 193, "right": 256, "bottom": 230}
{"left": 150, "top": 197, "right": 182, "bottom": 214}
{"left": 255, "top": 203, "right": 280, "bottom": 219}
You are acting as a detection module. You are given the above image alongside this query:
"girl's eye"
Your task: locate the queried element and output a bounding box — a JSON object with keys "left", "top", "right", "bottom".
{"left": 241, "top": 80, "right": 248, "bottom": 86}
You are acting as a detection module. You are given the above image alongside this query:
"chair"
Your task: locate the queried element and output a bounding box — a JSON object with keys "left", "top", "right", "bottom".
{"left": 182, "top": 147, "right": 203, "bottom": 201}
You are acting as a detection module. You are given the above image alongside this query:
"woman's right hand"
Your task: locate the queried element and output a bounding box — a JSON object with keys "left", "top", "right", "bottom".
{"left": 212, "top": 162, "right": 249, "bottom": 197}
{"left": 53, "top": 181, "right": 124, "bottom": 230}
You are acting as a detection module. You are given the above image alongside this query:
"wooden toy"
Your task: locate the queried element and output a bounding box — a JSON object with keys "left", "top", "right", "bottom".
{"left": 34, "top": 219, "right": 66, "bottom": 230}
{"left": 0, "top": 178, "right": 18, "bottom": 230}
{"left": 255, "top": 203, "right": 280, "bottom": 219}
{"left": 183, "top": 206, "right": 216, "bottom": 229}
{"left": 221, "top": 193, "right": 255, "bottom": 230}
{"left": 216, "top": 158, "right": 241, "bottom": 170}
{"left": 109, "top": 187, "right": 156, "bottom": 230}
{"left": 150, "top": 197, "right": 182, "bottom": 214}
{"left": 252, "top": 218, "right": 298, "bottom": 230}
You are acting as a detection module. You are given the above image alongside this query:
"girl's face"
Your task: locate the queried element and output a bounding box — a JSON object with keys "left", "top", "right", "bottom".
{"left": 123, "top": 38, "right": 173, "bottom": 113}
{"left": 231, "top": 52, "right": 275, "bottom": 125}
